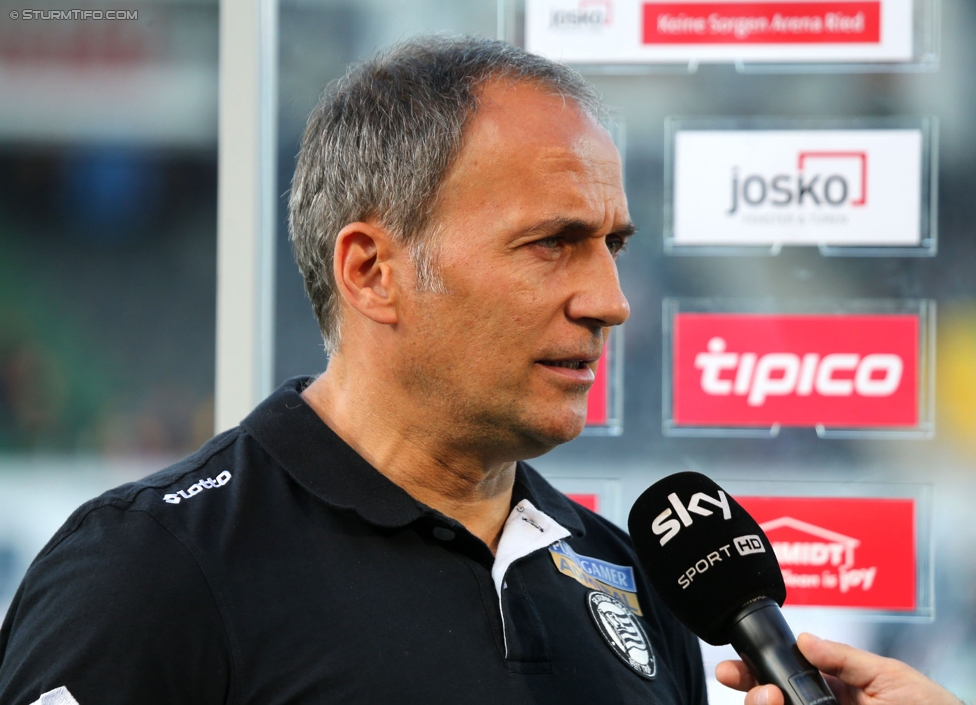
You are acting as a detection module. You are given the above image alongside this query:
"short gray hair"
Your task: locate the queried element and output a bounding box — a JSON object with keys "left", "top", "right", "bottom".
{"left": 288, "top": 35, "right": 607, "bottom": 353}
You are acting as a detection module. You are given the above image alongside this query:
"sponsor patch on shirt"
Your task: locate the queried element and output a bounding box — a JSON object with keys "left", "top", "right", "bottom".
{"left": 587, "top": 591, "right": 656, "bottom": 680}
{"left": 549, "top": 541, "right": 643, "bottom": 615}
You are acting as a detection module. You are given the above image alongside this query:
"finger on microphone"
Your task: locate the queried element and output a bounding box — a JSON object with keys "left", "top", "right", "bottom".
{"left": 746, "top": 684, "right": 785, "bottom": 705}
{"left": 716, "top": 661, "right": 785, "bottom": 705}
{"left": 715, "top": 659, "right": 757, "bottom": 691}
{"left": 796, "top": 632, "right": 875, "bottom": 689}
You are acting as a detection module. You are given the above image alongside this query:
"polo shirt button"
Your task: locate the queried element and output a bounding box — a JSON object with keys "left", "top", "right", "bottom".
{"left": 432, "top": 527, "right": 456, "bottom": 541}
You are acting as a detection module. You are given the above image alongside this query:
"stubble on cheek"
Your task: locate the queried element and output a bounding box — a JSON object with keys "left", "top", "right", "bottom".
{"left": 392, "top": 314, "right": 553, "bottom": 457}
{"left": 394, "top": 267, "right": 590, "bottom": 452}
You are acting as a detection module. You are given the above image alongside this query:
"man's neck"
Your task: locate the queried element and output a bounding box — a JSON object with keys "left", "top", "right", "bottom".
{"left": 300, "top": 362, "right": 517, "bottom": 554}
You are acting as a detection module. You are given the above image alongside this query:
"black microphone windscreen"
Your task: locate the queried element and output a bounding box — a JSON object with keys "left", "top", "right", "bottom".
{"left": 628, "top": 472, "right": 786, "bottom": 646}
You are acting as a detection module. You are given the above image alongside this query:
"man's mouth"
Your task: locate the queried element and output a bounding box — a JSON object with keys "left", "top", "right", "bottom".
{"left": 539, "top": 360, "right": 591, "bottom": 370}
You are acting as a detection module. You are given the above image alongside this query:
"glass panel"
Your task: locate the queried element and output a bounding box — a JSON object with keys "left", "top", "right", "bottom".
{"left": 272, "top": 0, "right": 976, "bottom": 699}
{"left": 274, "top": 0, "right": 498, "bottom": 380}
{"left": 0, "top": 0, "right": 218, "bottom": 613}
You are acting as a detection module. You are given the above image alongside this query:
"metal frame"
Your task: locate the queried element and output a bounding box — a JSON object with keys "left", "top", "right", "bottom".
{"left": 215, "top": 0, "right": 279, "bottom": 432}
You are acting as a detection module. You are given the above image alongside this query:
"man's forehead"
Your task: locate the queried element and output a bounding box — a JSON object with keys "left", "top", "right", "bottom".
{"left": 447, "top": 81, "right": 622, "bottom": 191}
{"left": 427, "top": 77, "right": 628, "bottom": 236}
{"left": 475, "top": 77, "right": 593, "bottom": 117}
{"left": 471, "top": 79, "right": 611, "bottom": 150}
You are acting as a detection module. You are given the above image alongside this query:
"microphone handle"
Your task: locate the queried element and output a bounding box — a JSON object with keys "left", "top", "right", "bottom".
{"left": 729, "top": 599, "right": 839, "bottom": 705}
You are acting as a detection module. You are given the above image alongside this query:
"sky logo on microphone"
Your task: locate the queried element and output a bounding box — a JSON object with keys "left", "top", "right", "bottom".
{"left": 651, "top": 490, "right": 731, "bottom": 545}
{"left": 734, "top": 534, "right": 766, "bottom": 556}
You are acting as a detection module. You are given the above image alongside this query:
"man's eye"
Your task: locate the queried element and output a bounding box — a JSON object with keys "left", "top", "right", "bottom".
{"left": 536, "top": 236, "right": 563, "bottom": 250}
{"left": 607, "top": 237, "right": 628, "bottom": 256}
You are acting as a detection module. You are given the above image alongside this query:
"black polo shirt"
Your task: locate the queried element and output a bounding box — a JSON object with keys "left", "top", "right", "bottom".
{"left": 0, "top": 378, "right": 706, "bottom": 705}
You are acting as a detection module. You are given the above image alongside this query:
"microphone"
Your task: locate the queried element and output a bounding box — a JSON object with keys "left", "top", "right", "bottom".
{"left": 628, "top": 472, "right": 838, "bottom": 705}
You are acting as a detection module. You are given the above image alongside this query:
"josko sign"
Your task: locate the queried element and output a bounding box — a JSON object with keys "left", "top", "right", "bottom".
{"left": 671, "top": 313, "right": 919, "bottom": 428}
{"left": 671, "top": 128, "right": 924, "bottom": 248}
{"left": 525, "top": 0, "right": 913, "bottom": 64}
{"left": 736, "top": 496, "right": 916, "bottom": 611}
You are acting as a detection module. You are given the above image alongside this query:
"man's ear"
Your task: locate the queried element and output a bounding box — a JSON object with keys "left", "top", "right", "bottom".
{"left": 333, "top": 221, "right": 399, "bottom": 326}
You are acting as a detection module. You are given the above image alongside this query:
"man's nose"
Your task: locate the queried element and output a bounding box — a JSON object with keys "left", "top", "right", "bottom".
{"left": 566, "top": 243, "right": 630, "bottom": 328}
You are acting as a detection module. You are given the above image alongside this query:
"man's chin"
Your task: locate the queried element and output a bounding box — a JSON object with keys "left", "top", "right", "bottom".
{"left": 517, "top": 411, "right": 587, "bottom": 456}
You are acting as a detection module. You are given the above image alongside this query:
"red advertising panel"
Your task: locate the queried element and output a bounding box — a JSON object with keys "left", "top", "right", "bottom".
{"left": 643, "top": 2, "right": 881, "bottom": 45}
{"left": 737, "top": 496, "right": 916, "bottom": 610}
{"left": 586, "top": 347, "right": 609, "bottom": 426}
{"left": 566, "top": 493, "right": 600, "bottom": 512}
{"left": 672, "top": 313, "right": 919, "bottom": 428}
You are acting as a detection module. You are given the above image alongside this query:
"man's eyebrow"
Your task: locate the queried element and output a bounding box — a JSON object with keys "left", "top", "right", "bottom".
{"left": 521, "top": 217, "right": 639, "bottom": 238}
{"left": 614, "top": 222, "right": 638, "bottom": 239}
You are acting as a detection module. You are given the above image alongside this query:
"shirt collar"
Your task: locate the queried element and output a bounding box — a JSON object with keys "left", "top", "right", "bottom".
{"left": 241, "top": 377, "right": 585, "bottom": 536}
{"left": 511, "top": 455, "right": 585, "bottom": 536}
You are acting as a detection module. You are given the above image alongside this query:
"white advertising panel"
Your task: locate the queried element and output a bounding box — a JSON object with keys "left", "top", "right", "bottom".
{"left": 524, "top": 0, "right": 915, "bottom": 65}
{"left": 670, "top": 127, "right": 925, "bottom": 249}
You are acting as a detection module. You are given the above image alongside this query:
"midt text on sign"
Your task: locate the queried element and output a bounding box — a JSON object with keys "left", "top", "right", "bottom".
{"left": 736, "top": 496, "right": 917, "bottom": 611}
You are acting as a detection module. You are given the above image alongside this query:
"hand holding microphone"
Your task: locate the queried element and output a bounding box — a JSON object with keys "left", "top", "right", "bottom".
{"left": 717, "top": 631, "right": 964, "bottom": 705}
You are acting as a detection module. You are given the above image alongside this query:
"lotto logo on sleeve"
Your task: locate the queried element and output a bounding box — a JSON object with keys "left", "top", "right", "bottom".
{"left": 672, "top": 313, "right": 918, "bottom": 428}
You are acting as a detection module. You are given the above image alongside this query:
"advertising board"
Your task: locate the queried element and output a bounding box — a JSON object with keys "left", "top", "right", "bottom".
{"left": 525, "top": 0, "right": 915, "bottom": 65}
{"left": 671, "top": 312, "right": 920, "bottom": 429}
{"left": 585, "top": 327, "right": 623, "bottom": 433}
{"left": 669, "top": 127, "right": 926, "bottom": 249}
{"left": 737, "top": 496, "right": 917, "bottom": 610}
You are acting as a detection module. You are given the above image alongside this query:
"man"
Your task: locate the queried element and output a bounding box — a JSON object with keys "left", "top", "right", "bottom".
{"left": 0, "top": 36, "right": 960, "bottom": 705}
{"left": 0, "top": 36, "right": 704, "bottom": 704}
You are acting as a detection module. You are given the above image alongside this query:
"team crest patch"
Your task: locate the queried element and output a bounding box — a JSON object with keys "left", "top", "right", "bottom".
{"left": 549, "top": 541, "right": 643, "bottom": 615}
{"left": 586, "top": 591, "right": 657, "bottom": 680}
